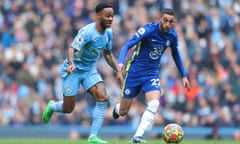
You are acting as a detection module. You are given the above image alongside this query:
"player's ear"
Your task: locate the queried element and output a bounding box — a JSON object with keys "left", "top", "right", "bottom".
{"left": 158, "top": 16, "right": 162, "bottom": 23}
{"left": 158, "top": 13, "right": 164, "bottom": 21}
{"left": 96, "top": 12, "right": 101, "bottom": 17}
{"left": 96, "top": 9, "right": 103, "bottom": 18}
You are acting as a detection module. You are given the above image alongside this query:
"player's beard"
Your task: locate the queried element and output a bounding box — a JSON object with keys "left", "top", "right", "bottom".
{"left": 160, "top": 24, "right": 170, "bottom": 33}
{"left": 100, "top": 20, "right": 106, "bottom": 29}
{"left": 100, "top": 20, "right": 111, "bottom": 30}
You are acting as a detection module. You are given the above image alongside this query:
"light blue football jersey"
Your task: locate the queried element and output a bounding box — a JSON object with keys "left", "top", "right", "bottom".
{"left": 60, "top": 23, "right": 113, "bottom": 95}
{"left": 64, "top": 22, "right": 112, "bottom": 71}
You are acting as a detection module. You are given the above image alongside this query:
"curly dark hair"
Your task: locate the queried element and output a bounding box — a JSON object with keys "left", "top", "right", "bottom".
{"left": 95, "top": 2, "right": 113, "bottom": 13}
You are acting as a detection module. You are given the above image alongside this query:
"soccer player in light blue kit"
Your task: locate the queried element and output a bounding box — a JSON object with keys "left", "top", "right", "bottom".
{"left": 42, "top": 2, "right": 123, "bottom": 144}
{"left": 113, "top": 8, "right": 191, "bottom": 143}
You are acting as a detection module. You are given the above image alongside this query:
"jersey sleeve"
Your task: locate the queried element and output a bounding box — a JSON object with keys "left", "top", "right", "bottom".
{"left": 171, "top": 35, "right": 187, "bottom": 77}
{"left": 105, "top": 29, "right": 113, "bottom": 51}
{"left": 118, "top": 24, "right": 151, "bottom": 64}
{"left": 71, "top": 28, "right": 90, "bottom": 51}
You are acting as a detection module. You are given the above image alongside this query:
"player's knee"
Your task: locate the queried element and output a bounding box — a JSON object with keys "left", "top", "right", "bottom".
{"left": 147, "top": 100, "right": 159, "bottom": 114}
{"left": 63, "top": 105, "right": 74, "bottom": 113}
{"left": 96, "top": 96, "right": 108, "bottom": 102}
{"left": 63, "top": 95, "right": 76, "bottom": 113}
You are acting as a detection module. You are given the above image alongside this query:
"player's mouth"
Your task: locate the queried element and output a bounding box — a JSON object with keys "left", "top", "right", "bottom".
{"left": 162, "top": 27, "right": 169, "bottom": 33}
{"left": 164, "top": 29, "right": 169, "bottom": 32}
{"left": 106, "top": 22, "right": 112, "bottom": 27}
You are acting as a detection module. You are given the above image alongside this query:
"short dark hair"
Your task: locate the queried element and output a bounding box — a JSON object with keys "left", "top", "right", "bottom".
{"left": 95, "top": 2, "right": 113, "bottom": 13}
{"left": 160, "top": 8, "right": 175, "bottom": 16}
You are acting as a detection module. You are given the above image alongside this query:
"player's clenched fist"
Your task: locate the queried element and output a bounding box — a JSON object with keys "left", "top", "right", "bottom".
{"left": 67, "top": 64, "right": 76, "bottom": 75}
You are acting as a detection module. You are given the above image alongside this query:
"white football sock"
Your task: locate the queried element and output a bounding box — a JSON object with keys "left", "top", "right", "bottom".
{"left": 115, "top": 103, "right": 120, "bottom": 114}
{"left": 50, "top": 101, "right": 63, "bottom": 112}
{"left": 134, "top": 100, "right": 159, "bottom": 137}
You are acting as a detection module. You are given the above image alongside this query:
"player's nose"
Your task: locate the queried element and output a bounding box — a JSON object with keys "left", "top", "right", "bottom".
{"left": 165, "top": 22, "right": 171, "bottom": 27}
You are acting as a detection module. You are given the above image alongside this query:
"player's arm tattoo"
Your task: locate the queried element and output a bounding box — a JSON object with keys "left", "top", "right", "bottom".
{"left": 103, "top": 50, "right": 119, "bottom": 72}
{"left": 68, "top": 47, "right": 75, "bottom": 65}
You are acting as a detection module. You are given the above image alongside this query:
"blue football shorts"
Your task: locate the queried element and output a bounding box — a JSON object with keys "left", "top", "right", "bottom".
{"left": 61, "top": 64, "right": 103, "bottom": 96}
{"left": 122, "top": 73, "right": 161, "bottom": 98}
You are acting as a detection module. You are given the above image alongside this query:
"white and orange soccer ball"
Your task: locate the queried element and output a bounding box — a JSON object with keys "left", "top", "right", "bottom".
{"left": 162, "top": 123, "right": 184, "bottom": 144}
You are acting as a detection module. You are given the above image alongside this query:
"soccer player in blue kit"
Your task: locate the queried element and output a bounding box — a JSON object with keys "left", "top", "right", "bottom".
{"left": 42, "top": 2, "right": 123, "bottom": 144}
{"left": 113, "top": 8, "right": 190, "bottom": 143}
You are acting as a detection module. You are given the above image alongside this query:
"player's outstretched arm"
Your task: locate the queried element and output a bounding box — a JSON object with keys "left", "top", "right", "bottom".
{"left": 103, "top": 50, "right": 124, "bottom": 86}
{"left": 182, "top": 77, "right": 190, "bottom": 92}
{"left": 103, "top": 49, "right": 119, "bottom": 72}
{"left": 67, "top": 47, "right": 76, "bottom": 75}
{"left": 117, "top": 63, "right": 125, "bottom": 88}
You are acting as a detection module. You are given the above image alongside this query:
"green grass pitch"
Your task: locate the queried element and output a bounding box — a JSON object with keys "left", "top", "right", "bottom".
{"left": 0, "top": 139, "right": 238, "bottom": 144}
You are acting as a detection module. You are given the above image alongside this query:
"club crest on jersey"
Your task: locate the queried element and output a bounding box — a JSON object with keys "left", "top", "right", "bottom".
{"left": 166, "top": 40, "right": 170, "bottom": 46}
{"left": 124, "top": 88, "right": 131, "bottom": 95}
{"left": 66, "top": 88, "right": 72, "bottom": 94}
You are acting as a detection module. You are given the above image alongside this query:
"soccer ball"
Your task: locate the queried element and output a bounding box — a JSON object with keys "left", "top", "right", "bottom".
{"left": 162, "top": 123, "right": 184, "bottom": 144}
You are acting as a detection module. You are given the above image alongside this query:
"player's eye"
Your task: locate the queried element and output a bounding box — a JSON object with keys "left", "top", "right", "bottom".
{"left": 163, "top": 18, "right": 174, "bottom": 24}
{"left": 106, "top": 15, "right": 113, "bottom": 19}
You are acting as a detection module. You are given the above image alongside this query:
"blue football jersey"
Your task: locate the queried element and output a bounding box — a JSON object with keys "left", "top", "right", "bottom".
{"left": 65, "top": 22, "right": 112, "bottom": 71}
{"left": 118, "top": 22, "right": 187, "bottom": 77}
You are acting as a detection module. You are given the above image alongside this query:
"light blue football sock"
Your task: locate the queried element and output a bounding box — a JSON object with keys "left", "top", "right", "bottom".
{"left": 50, "top": 101, "right": 63, "bottom": 112}
{"left": 89, "top": 102, "right": 108, "bottom": 137}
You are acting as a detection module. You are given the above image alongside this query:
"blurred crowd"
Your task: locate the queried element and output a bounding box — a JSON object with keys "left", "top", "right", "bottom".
{"left": 0, "top": 0, "right": 240, "bottom": 135}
